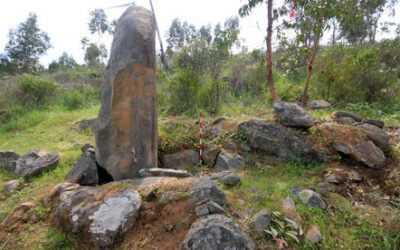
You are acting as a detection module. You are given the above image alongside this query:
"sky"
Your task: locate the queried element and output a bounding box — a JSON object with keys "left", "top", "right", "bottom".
{"left": 0, "top": 0, "right": 399, "bottom": 66}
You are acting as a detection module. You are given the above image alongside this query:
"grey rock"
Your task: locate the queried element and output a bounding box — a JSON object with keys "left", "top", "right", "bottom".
{"left": 249, "top": 210, "right": 270, "bottom": 238}
{"left": 363, "top": 119, "right": 384, "bottom": 129}
{"left": 290, "top": 188, "right": 327, "bottom": 209}
{"left": 79, "top": 118, "right": 96, "bottom": 131}
{"left": 89, "top": 189, "right": 142, "bottom": 249}
{"left": 336, "top": 117, "right": 356, "bottom": 125}
{"left": 195, "top": 201, "right": 226, "bottom": 217}
{"left": 138, "top": 168, "right": 191, "bottom": 178}
{"left": 122, "top": 176, "right": 174, "bottom": 187}
{"left": 356, "top": 123, "right": 390, "bottom": 152}
{"left": 4, "top": 180, "right": 21, "bottom": 193}
{"left": 273, "top": 101, "right": 315, "bottom": 128}
{"left": 282, "top": 197, "right": 298, "bottom": 221}
{"left": 394, "top": 187, "right": 400, "bottom": 197}
{"left": 214, "top": 151, "right": 246, "bottom": 171}
{"left": 333, "top": 141, "right": 385, "bottom": 169}
{"left": 239, "top": 120, "right": 329, "bottom": 164}
{"left": 161, "top": 150, "right": 198, "bottom": 170}
{"left": 65, "top": 150, "right": 99, "bottom": 186}
{"left": 190, "top": 177, "right": 226, "bottom": 206}
{"left": 210, "top": 171, "right": 241, "bottom": 186}
{"left": 7, "top": 149, "right": 59, "bottom": 179}
{"left": 0, "top": 151, "right": 20, "bottom": 168}
{"left": 305, "top": 225, "right": 322, "bottom": 244}
{"left": 334, "top": 111, "right": 362, "bottom": 122}
{"left": 95, "top": 6, "right": 157, "bottom": 180}
{"left": 224, "top": 141, "right": 239, "bottom": 151}
{"left": 310, "top": 100, "right": 331, "bottom": 110}
{"left": 202, "top": 145, "right": 220, "bottom": 167}
{"left": 240, "top": 142, "right": 251, "bottom": 152}
{"left": 181, "top": 214, "right": 254, "bottom": 250}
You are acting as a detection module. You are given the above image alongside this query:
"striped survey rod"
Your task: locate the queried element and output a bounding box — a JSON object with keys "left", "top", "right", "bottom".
{"left": 199, "top": 111, "right": 203, "bottom": 165}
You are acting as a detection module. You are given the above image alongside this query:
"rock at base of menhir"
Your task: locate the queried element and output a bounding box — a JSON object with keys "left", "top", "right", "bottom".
{"left": 290, "top": 188, "right": 328, "bottom": 210}
{"left": 95, "top": 6, "right": 157, "bottom": 180}
{"left": 214, "top": 151, "right": 246, "bottom": 171}
{"left": 138, "top": 168, "right": 192, "bottom": 178}
{"left": 239, "top": 120, "right": 329, "bottom": 165}
{"left": 310, "top": 100, "right": 331, "bottom": 110}
{"left": 333, "top": 141, "right": 385, "bottom": 169}
{"left": 6, "top": 149, "right": 59, "bottom": 179}
{"left": 161, "top": 150, "right": 198, "bottom": 170}
{"left": 181, "top": 214, "right": 254, "bottom": 250}
{"left": 65, "top": 146, "right": 99, "bottom": 186}
{"left": 190, "top": 178, "right": 226, "bottom": 206}
{"left": 0, "top": 151, "right": 20, "bottom": 168}
{"left": 195, "top": 201, "right": 226, "bottom": 217}
{"left": 273, "top": 101, "right": 315, "bottom": 128}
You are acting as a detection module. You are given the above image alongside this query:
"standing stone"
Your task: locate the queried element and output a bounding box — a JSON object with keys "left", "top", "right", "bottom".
{"left": 95, "top": 6, "right": 157, "bottom": 180}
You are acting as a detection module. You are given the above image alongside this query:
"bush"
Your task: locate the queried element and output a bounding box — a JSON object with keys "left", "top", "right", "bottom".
{"left": 17, "top": 75, "right": 59, "bottom": 107}
{"left": 63, "top": 89, "right": 85, "bottom": 110}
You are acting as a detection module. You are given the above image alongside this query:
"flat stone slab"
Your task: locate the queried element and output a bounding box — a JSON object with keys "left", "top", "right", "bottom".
{"left": 138, "top": 168, "right": 192, "bottom": 178}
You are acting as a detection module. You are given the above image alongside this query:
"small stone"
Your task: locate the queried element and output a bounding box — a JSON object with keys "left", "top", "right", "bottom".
{"left": 214, "top": 151, "right": 246, "bottom": 171}
{"left": 305, "top": 225, "right": 322, "bottom": 244}
{"left": 290, "top": 189, "right": 328, "bottom": 210}
{"left": 273, "top": 101, "right": 315, "bottom": 128}
{"left": 0, "top": 151, "right": 20, "bottom": 168}
{"left": 190, "top": 177, "right": 226, "bottom": 206}
{"left": 348, "top": 171, "right": 362, "bottom": 182}
{"left": 4, "top": 180, "right": 21, "bottom": 193}
{"left": 249, "top": 210, "right": 270, "bottom": 238}
{"left": 240, "top": 142, "right": 251, "bottom": 152}
{"left": 138, "top": 168, "right": 192, "bottom": 178}
{"left": 310, "top": 100, "right": 331, "bottom": 110}
{"left": 356, "top": 123, "right": 390, "bottom": 153}
{"left": 210, "top": 171, "right": 240, "bottom": 186}
{"left": 195, "top": 203, "right": 210, "bottom": 217}
{"left": 282, "top": 197, "right": 298, "bottom": 221}
{"left": 334, "top": 111, "right": 362, "bottom": 122}
{"left": 364, "top": 119, "right": 384, "bottom": 129}
{"left": 195, "top": 201, "right": 225, "bottom": 217}
{"left": 202, "top": 145, "right": 221, "bottom": 167}
{"left": 336, "top": 117, "right": 356, "bottom": 125}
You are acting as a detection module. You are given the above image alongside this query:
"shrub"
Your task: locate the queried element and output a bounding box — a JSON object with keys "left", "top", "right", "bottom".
{"left": 63, "top": 89, "right": 85, "bottom": 110}
{"left": 17, "top": 75, "right": 59, "bottom": 107}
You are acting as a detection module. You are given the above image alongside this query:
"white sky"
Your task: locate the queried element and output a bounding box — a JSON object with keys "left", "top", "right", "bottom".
{"left": 0, "top": 0, "right": 398, "bottom": 66}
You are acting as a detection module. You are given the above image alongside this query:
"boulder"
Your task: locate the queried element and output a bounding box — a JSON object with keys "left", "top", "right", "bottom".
{"left": 0, "top": 150, "right": 20, "bottom": 167}
{"left": 214, "top": 151, "right": 246, "bottom": 171}
{"left": 305, "top": 225, "right": 322, "bottom": 244}
{"left": 356, "top": 123, "right": 390, "bottom": 152}
{"left": 282, "top": 197, "right": 298, "bottom": 222}
{"left": 210, "top": 171, "right": 241, "bottom": 186}
{"left": 202, "top": 145, "right": 220, "bottom": 167}
{"left": 335, "top": 117, "right": 356, "bottom": 125}
{"left": 7, "top": 149, "right": 59, "bottom": 179}
{"left": 239, "top": 120, "right": 328, "bottom": 164}
{"left": 240, "top": 142, "right": 251, "bottom": 152}
{"left": 4, "top": 180, "right": 21, "bottom": 193}
{"left": 205, "top": 118, "right": 238, "bottom": 139}
{"left": 138, "top": 168, "right": 192, "bottom": 178}
{"left": 324, "top": 169, "right": 362, "bottom": 184}
{"left": 310, "top": 100, "right": 331, "bottom": 110}
{"left": 290, "top": 188, "right": 328, "bottom": 209}
{"left": 54, "top": 183, "right": 141, "bottom": 249}
{"left": 363, "top": 119, "right": 384, "bottom": 129}
{"left": 181, "top": 214, "right": 254, "bottom": 250}
{"left": 161, "top": 150, "right": 198, "bottom": 170}
{"left": 79, "top": 118, "right": 96, "bottom": 131}
{"left": 195, "top": 201, "right": 226, "bottom": 217}
{"left": 273, "top": 101, "right": 315, "bottom": 128}
{"left": 249, "top": 210, "right": 270, "bottom": 238}
{"left": 65, "top": 148, "right": 99, "bottom": 186}
{"left": 94, "top": 6, "right": 157, "bottom": 180}
{"left": 334, "top": 111, "right": 362, "bottom": 122}
{"left": 333, "top": 141, "right": 385, "bottom": 169}
{"left": 190, "top": 177, "right": 226, "bottom": 206}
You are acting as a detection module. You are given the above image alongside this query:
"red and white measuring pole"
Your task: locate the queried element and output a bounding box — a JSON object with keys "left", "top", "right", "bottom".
{"left": 199, "top": 111, "right": 203, "bottom": 165}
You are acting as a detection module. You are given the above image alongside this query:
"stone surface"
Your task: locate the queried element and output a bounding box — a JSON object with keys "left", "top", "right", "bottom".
{"left": 161, "top": 150, "right": 198, "bottom": 170}
{"left": 356, "top": 123, "right": 390, "bottom": 152}
{"left": 214, "top": 151, "right": 246, "bottom": 171}
{"left": 249, "top": 210, "right": 270, "bottom": 238}
{"left": 94, "top": 6, "right": 157, "bottom": 180}
{"left": 240, "top": 142, "right": 251, "bottom": 152}
{"left": 79, "top": 118, "right": 97, "bottom": 131}
{"left": 239, "top": 120, "right": 328, "bottom": 164}
{"left": 138, "top": 168, "right": 192, "bottom": 178}
{"left": 334, "top": 111, "right": 362, "bottom": 122}
{"left": 290, "top": 188, "right": 327, "bottom": 209}
{"left": 273, "top": 101, "right": 315, "bottom": 128}
{"left": 205, "top": 118, "right": 238, "bottom": 139}
{"left": 190, "top": 177, "right": 226, "bottom": 206}
{"left": 282, "top": 197, "right": 298, "bottom": 222}
{"left": 310, "top": 100, "right": 331, "bottom": 110}
{"left": 0, "top": 150, "right": 20, "bottom": 167}
{"left": 335, "top": 116, "right": 356, "bottom": 125}
{"left": 202, "top": 145, "right": 220, "bottom": 167}
{"left": 394, "top": 187, "right": 400, "bottom": 197}
{"left": 363, "top": 119, "right": 384, "bottom": 129}
{"left": 210, "top": 171, "right": 241, "bottom": 186}
{"left": 324, "top": 168, "right": 362, "bottom": 184}
{"left": 333, "top": 141, "right": 385, "bottom": 169}
{"left": 54, "top": 183, "right": 142, "bottom": 249}
{"left": 65, "top": 148, "right": 99, "bottom": 186}
{"left": 181, "top": 214, "right": 254, "bottom": 250}
{"left": 4, "top": 180, "right": 21, "bottom": 193}
{"left": 195, "top": 201, "right": 226, "bottom": 217}
{"left": 306, "top": 225, "right": 322, "bottom": 244}
{"left": 7, "top": 149, "right": 59, "bottom": 179}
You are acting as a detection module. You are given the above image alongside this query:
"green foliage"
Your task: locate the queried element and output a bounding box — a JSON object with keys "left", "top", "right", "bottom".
{"left": 88, "top": 9, "right": 109, "bottom": 36}
{"left": 4, "top": 13, "right": 51, "bottom": 73}
{"left": 48, "top": 52, "right": 77, "bottom": 73}
{"left": 265, "top": 211, "right": 301, "bottom": 246}
{"left": 63, "top": 89, "right": 85, "bottom": 110}
{"left": 38, "top": 228, "right": 73, "bottom": 250}
{"left": 84, "top": 43, "right": 107, "bottom": 67}
{"left": 17, "top": 75, "right": 59, "bottom": 107}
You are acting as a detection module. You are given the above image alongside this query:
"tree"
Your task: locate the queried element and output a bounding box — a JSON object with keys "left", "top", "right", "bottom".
{"left": 239, "top": 0, "right": 280, "bottom": 101}
{"left": 89, "top": 9, "right": 109, "bottom": 42}
{"left": 84, "top": 43, "right": 107, "bottom": 67}
{"left": 48, "top": 52, "right": 77, "bottom": 72}
{"left": 4, "top": 13, "right": 51, "bottom": 73}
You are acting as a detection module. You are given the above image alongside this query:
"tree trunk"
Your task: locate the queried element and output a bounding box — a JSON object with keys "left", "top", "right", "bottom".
{"left": 301, "top": 19, "right": 321, "bottom": 107}
{"left": 266, "top": 0, "right": 280, "bottom": 101}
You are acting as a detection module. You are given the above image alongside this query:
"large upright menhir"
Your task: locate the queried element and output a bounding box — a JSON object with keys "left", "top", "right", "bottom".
{"left": 95, "top": 6, "right": 157, "bottom": 180}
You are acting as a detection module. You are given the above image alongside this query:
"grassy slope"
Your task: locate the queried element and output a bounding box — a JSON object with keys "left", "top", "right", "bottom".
{"left": 0, "top": 102, "right": 399, "bottom": 249}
